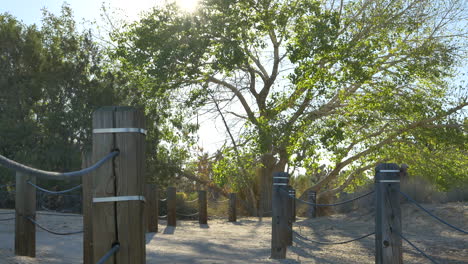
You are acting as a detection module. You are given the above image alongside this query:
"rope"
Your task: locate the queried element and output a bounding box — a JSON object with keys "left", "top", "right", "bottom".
{"left": 37, "top": 212, "right": 83, "bottom": 217}
{"left": 28, "top": 181, "right": 82, "bottom": 194}
{"left": 159, "top": 198, "right": 167, "bottom": 202}
{"left": 184, "top": 198, "right": 199, "bottom": 203}
{"left": 399, "top": 191, "right": 467, "bottom": 234}
{"left": 96, "top": 243, "right": 120, "bottom": 264}
{"left": 0, "top": 184, "right": 15, "bottom": 188}
{"left": 0, "top": 212, "right": 14, "bottom": 215}
{"left": 0, "top": 151, "right": 119, "bottom": 179}
{"left": 27, "top": 217, "right": 83, "bottom": 235}
{"left": 293, "top": 227, "right": 375, "bottom": 245}
{"left": 158, "top": 215, "right": 168, "bottom": 219}
{"left": 176, "top": 212, "right": 199, "bottom": 217}
{"left": 395, "top": 231, "right": 439, "bottom": 264}
{"left": 292, "top": 190, "right": 374, "bottom": 207}
{"left": 213, "top": 199, "right": 229, "bottom": 203}
{"left": 0, "top": 217, "right": 15, "bottom": 221}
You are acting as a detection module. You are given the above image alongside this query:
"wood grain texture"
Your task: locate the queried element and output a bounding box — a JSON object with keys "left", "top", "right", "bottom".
{"left": 228, "top": 193, "right": 237, "bottom": 222}
{"left": 146, "top": 184, "right": 158, "bottom": 233}
{"left": 198, "top": 190, "right": 207, "bottom": 225}
{"left": 91, "top": 107, "right": 117, "bottom": 263}
{"left": 114, "top": 107, "right": 146, "bottom": 264}
{"left": 15, "top": 171, "right": 36, "bottom": 257}
{"left": 167, "top": 187, "right": 176, "bottom": 226}
{"left": 308, "top": 190, "right": 317, "bottom": 218}
{"left": 375, "top": 163, "right": 402, "bottom": 264}
{"left": 82, "top": 151, "right": 93, "bottom": 264}
{"left": 271, "top": 172, "right": 289, "bottom": 259}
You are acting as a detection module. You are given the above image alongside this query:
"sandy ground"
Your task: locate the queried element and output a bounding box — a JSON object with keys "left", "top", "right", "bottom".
{"left": 0, "top": 202, "right": 467, "bottom": 264}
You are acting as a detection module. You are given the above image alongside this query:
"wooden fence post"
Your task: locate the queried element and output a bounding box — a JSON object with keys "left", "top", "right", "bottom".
{"left": 167, "top": 187, "right": 176, "bottom": 226}
{"left": 15, "top": 171, "right": 36, "bottom": 257}
{"left": 228, "top": 193, "right": 237, "bottom": 222}
{"left": 308, "top": 190, "right": 317, "bottom": 218}
{"left": 198, "top": 190, "right": 207, "bottom": 225}
{"left": 286, "top": 186, "right": 293, "bottom": 246}
{"left": 146, "top": 184, "right": 158, "bottom": 233}
{"left": 271, "top": 172, "right": 289, "bottom": 259}
{"left": 291, "top": 189, "right": 296, "bottom": 223}
{"left": 92, "top": 106, "right": 146, "bottom": 264}
{"left": 375, "top": 163, "right": 402, "bottom": 264}
{"left": 82, "top": 152, "right": 93, "bottom": 264}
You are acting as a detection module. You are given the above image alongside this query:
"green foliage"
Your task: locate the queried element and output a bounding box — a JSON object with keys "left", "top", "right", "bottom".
{"left": 111, "top": 0, "right": 467, "bottom": 193}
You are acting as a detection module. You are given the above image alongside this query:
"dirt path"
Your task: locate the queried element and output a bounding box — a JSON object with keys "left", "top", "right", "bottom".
{"left": 0, "top": 203, "right": 467, "bottom": 263}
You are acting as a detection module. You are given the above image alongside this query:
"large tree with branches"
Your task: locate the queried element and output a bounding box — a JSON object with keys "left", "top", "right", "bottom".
{"left": 112, "top": 0, "right": 468, "bottom": 211}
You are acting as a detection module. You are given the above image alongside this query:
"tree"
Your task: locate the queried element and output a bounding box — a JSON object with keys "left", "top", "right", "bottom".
{"left": 112, "top": 0, "right": 468, "bottom": 208}
{"left": 0, "top": 6, "right": 122, "bottom": 185}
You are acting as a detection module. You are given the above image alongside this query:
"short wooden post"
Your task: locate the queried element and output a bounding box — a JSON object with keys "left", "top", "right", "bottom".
{"left": 308, "top": 190, "right": 317, "bottom": 218}
{"left": 91, "top": 106, "right": 146, "bottom": 263}
{"left": 375, "top": 163, "right": 402, "bottom": 264}
{"left": 15, "top": 171, "right": 36, "bottom": 257}
{"left": 271, "top": 172, "right": 289, "bottom": 259}
{"left": 198, "top": 190, "right": 207, "bottom": 224}
{"left": 167, "top": 187, "right": 176, "bottom": 226}
{"left": 291, "top": 189, "right": 296, "bottom": 222}
{"left": 228, "top": 193, "right": 237, "bottom": 222}
{"left": 146, "top": 184, "right": 158, "bottom": 232}
{"left": 82, "top": 152, "right": 93, "bottom": 264}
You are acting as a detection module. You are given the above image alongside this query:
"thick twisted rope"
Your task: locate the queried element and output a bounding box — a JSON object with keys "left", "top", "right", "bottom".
{"left": 159, "top": 198, "right": 167, "bottom": 202}
{"left": 395, "top": 230, "right": 439, "bottom": 264}
{"left": 28, "top": 181, "right": 82, "bottom": 194}
{"left": 96, "top": 243, "right": 120, "bottom": 264}
{"left": 0, "top": 217, "right": 15, "bottom": 221}
{"left": 0, "top": 151, "right": 119, "bottom": 179}
{"left": 27, "top": 217, "right": 83, "bottom": 235}
{"left": 184, "top": 198, "right": 199, "bottom": 203}
{"left": 158, "top": 215, "right": 168, "bottom": 219}
{"left": 292, "top": 226, "right": 375, "bottom": 245}
{"left": 399, "top": 190, "right": 467, "bottom": 234}
{"left": 37, "top": 212, "right": 82, "bottom": 217}
{"left": 0, "top": 212, "right": 14, "bottom": 215}
{"left": 176, "top": 212, "right": 199, "bottom": 217}
{"left": 0, "top": 184, "right": 15, "bottom": 188}
{"left": 292, "top": 190, "right": 374, "bottom": 207}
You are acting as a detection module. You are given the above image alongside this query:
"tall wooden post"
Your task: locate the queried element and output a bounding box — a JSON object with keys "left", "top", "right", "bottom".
{"left": 308, "top": 190, "right": 317, "bottom": 218}
{"left": 167, "top": 187, "right": 176, "bottom": 226}
{"left": 286, "top": 186, "right": 293, "bottom": 246}
{"left": 15, "top": 171, "right": 36, "bottom": 257}
{"left": 82, "top": 152, "right": 93, "bottom": 264}
{"left": 291, "top": 189, "right": 296, "bottom": 223}
{"left": 375, "top": 163, "right": 402, "bottom": 264}
{"left": 91, "top": 106, "right": 146, "bottom": 264}
{"left": 146, "top": 184, "right": 158, "bottom": 233}
{"left": 271, "top": 172, "right": 289, "bottom": 259}
{"left": 228, "top": 193, "right": 237, "bottom": 222}
{"left": 198, "top": 190, "right": 207, "bottom": 224}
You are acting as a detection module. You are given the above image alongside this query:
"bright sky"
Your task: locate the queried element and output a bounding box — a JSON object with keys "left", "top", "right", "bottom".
{"left": 0, "top": 0, "right": 198, "bottom": 25}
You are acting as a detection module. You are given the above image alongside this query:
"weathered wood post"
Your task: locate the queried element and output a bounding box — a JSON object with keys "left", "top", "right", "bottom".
{"left": 91, "top": 106, "right": 146, "bottom": 263}
{"left": 228, "top": 193, "right": 237, "bottom": 222}
{"left": 167, "top": 187, "right": 176, "bottom": 226}
{"left": 198, "top": 190, "right": 207, "bottom": 224}
{"left": 82, "top": 152, "right": 93, "bottom": 264}
{"left": 15, "top": 171, "right": 36, "bottom": 257}
{"left": 375, "top": 163, "right": 402, "bottom": 264}
{"left": 291, "top": 189, "right": 296, "bottom": 223}
{"left": 146, "top": 184, "right": 159, "bottom": 232}
{"left": 286, "top": 186, "right": 293, "bottom": 246}
{"left": 308, "top": 190, "right": 317, "bottom": 218}
{"left": 271, "top": 172, "right": 289, "bottom": 259}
